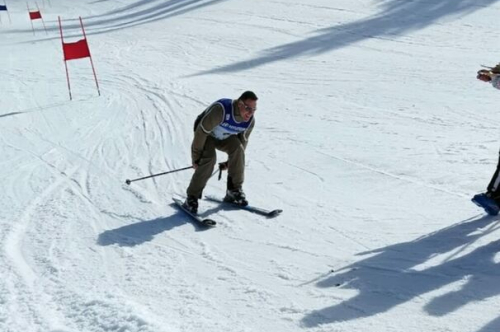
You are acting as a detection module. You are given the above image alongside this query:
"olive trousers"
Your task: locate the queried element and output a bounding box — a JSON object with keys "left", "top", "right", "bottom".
{"left": 187, "top": 135, "right": 246, "bottom": 198}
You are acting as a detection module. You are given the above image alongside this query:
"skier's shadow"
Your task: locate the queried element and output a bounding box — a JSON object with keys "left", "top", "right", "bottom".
{"left": 202, "top": 203, "right": 240, "bottom": 215}
{"left": 478, "top": 315, "right": 500, "bottom": 332}
{"left": 0, "top": 102, "right": 70, "bottom": 120}
{"left": 199, "top": 202, "right": 258, "bottom": 219}
{"left": 301, "top": 214, "right": 500, "bottom": 327}
{"left": 97, "top": 205, "right": 211, "bottom": 247}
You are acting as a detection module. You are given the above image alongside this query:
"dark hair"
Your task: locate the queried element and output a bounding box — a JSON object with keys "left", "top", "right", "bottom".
{"left": 238, "top": 91, "right": 258, "bottom": 101}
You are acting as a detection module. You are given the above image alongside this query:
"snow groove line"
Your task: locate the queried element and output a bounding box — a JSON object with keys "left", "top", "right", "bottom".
{"left": 23, "top": 127, "right": 124, "bottom": 185}
{"left": 21, "top": 161, "right": 177, "bottom": 332}
{"left": 281, "top": 160, "right": 325, "bottom": 182}
{"left": 327, "top": 224, "right": 372, "bottom": 251}
{"left": 316, "top": 149, "right": 467, "bottom": 198}
{"left": 3, "top": 166, "right": 80, "bottom": 332}
{"left": 4, "top": 165, "right": 80, "bottom": 288}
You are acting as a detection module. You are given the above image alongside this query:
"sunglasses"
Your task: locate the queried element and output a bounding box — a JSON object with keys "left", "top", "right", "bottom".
{"left": 242, "top": 102, "right": 257, "bottom": 113}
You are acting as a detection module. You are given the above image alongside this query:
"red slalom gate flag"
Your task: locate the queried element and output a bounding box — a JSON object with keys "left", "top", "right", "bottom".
{"left": 63, "top": 39, "right": 90, "bottom": 61}
{"left": 29, "top": 10, "right": 41, "bottom": 20}
{"left": 27, "top": 4, "right": 47, "bottom": 34}
{"left": 59, "top": 16, "right": 101, "bottom": 100}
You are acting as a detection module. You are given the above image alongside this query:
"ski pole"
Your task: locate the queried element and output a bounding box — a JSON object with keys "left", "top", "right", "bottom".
{"left": 125, "top": 166, "right": 193, "bottom": 185}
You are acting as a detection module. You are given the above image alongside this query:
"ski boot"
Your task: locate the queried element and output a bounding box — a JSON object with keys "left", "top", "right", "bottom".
{"left": 183, "top": 195, "right": 199, "bottom": 214}
{"left": 472, "top": 193, "right": 500, "bottom": 216}
{"left": 224, "top": 189, "right": 248, "bottom": 207}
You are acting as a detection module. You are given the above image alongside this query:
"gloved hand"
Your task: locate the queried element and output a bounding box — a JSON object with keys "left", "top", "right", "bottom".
{"left": 219, "top": 161, "right": 228, "bottom": 171}
{"left": 217, "top": 161, "right": 228, "bottom": 181}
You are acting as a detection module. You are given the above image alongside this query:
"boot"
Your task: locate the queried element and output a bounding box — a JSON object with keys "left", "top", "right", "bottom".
{"left": 224, "top": 189, "right": 248, "bottom": 206}
{"left": 183, "top": 195, "right": 199, "bottom": 214}
{"left": 472, "top": 193, "right": 500, "bottom": 216}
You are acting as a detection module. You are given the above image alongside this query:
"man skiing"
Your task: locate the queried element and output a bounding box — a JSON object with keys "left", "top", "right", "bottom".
{"left": 472, "top": 64, "right": 500, "bottom": 215}
{"left": 183, "top": 91, "right": 257, "bottom": 214}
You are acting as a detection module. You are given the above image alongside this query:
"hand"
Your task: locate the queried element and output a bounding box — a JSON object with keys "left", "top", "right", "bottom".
{"left": 219, "top": 161, "right": 228, "bottom": 171}
{"left": 193, "top": 163, "right": 198, "bottom": 170}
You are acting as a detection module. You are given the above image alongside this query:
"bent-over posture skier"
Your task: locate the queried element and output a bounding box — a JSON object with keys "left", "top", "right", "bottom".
{"left": 183, "top": 91, "right": 257, "bottom": 214}
{"left": 472, "top": 64, "right": 500, "bottom": 215}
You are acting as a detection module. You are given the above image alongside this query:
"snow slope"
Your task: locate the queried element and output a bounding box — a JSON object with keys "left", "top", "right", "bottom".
{"left": 2, "top": 0, "right": 500, "bottom": 331}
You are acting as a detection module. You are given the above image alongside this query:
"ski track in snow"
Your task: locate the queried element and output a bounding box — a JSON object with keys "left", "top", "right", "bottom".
{"left": 0, "top": 134, "right": 165, "bottom": 331}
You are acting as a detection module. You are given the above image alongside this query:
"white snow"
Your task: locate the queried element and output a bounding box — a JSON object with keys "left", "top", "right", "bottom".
{"left": 2, "top": 0, "right": 500, "bottom": 331}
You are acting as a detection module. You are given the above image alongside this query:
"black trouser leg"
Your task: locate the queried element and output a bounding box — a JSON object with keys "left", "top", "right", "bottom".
{"left": 487, "top": 150, "right": 500, "bottom": 199}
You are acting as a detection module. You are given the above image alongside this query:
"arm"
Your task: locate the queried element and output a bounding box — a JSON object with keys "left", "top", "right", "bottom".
{"left": 219, "top": 119, "right": 255, "bottom": 171}
{"left": 237, "top": 118, "right": 255, "bottom": 150}
{"left": 191, "top": 104, "right": 224, "bottom": 165}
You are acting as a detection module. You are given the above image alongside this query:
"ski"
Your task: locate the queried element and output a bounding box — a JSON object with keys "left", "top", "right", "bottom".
{"left": 205, "top": 195, "right": 282, "bottom": 218}
{"left": 172, "top": 198, "right": 217, "bottom": 227}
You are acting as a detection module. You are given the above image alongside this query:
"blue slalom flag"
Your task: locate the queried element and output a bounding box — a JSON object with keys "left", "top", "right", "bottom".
{"left": 0, "top": 5, "right": 7, "bottom": 11}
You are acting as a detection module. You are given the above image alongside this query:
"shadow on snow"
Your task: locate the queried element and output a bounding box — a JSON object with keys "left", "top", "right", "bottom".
{"left": 478, "top": 315, "right": 500, "bottom": 332}
{"left": 302, "top": 214, "right": 500, "bottom": 328}
{"left": 197, "top": 0, "right": 500, "bottom": 75}
{"left": 12, "top": 0, "right": 230, "bottom": 39}
{"left": 97, "top": 203, "right": 211, "bottom": 247}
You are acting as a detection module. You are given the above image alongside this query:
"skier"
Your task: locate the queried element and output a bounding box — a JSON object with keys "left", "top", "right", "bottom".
{"left": 472, "top": 64, "right": 500, "bottom": 215}
{"left": 183, "top": 91, "right": 257, "bottom": 214}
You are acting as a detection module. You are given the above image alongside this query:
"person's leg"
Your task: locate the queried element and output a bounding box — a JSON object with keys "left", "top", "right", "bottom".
{"left": 487, "top": 150, "right": 500, "bottom": 200}
{"left": 471, "top": 150, "right": 500, "bottom": 215}
{"left": 216, "top": 136, "right": 248, "bottom": 205}
{"left": 187, "top": 138, "right": 217, "bottom": 198}
{"left": 216, "top": 136, "right": 246, "bottom": 190}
